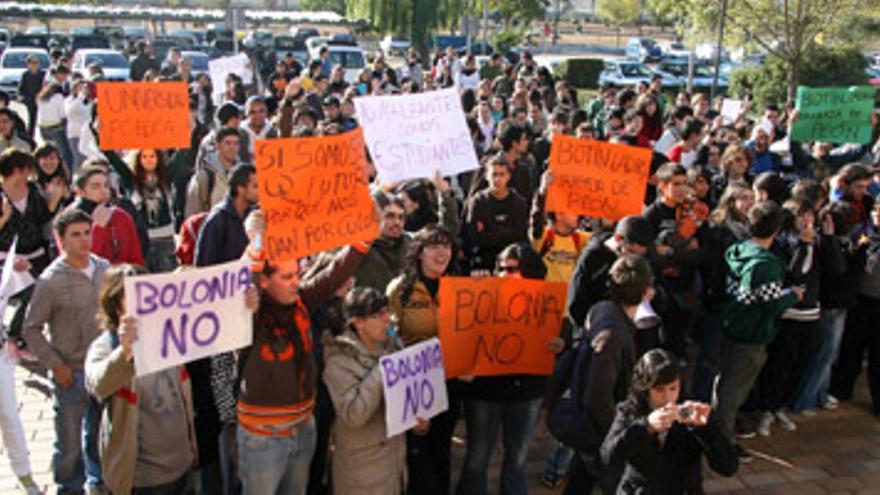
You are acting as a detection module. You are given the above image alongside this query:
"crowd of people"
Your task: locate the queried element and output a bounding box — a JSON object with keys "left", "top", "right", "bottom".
{"left": 0, "top": 33, "right": 878, "bottom": 495}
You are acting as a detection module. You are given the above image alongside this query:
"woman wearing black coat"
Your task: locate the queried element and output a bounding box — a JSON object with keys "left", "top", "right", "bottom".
{"left": 601, "top": 349, "right": 738, "bottom": 494}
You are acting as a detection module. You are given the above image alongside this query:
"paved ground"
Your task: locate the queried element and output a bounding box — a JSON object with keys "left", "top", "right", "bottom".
{"left": 2, "top": 357, "right": 880, "bottom": 494}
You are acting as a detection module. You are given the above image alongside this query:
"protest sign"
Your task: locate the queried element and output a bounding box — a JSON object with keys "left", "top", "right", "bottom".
{"left": 96, "top": 81, "right": 190, "bottom": 151}
{"left": 254, "top": 129, "right": 379, "bottom": 262}
{"left": 720, "top": 99, "right": 743, "bottom": 125}
{"left": 379, "top": 338, "right": 448, "bottom": 438}
{"left": 209, "top": 53, "right": 253, "bottom": 103}
{"left": 546, "top": 135, "right": 652, "bottom": 221}
{"left": 354, "top": 88, "right": 480, "bottom": 182}
{"left": 125, "top": 259, "right": 253, "bottom": 376}
{"left": 791, "top": 86, "right": 876, "bottom": 144}
{"left": 437, "top": 276, "right": 566, "bottom": 378}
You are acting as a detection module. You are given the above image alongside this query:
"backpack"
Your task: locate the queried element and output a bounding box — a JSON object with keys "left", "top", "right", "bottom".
{"left": 545, "top": 334, "right": 600, "bottom": 452}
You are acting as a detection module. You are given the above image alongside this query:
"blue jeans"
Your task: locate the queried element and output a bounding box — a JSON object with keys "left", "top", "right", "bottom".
{"left": 545, "top": 442, "right": 575, "bottom": 477}
{"left": 53, "top": 370, "right": 103, "bottom": 493}
{"left": 456, "top": 398, "right": 542, "bottom": 495}
{"left": 237, "top": 417, "right": 317, "bottom": 495}
{"left": 790, "top": 308, "right": 847, "bottom": 412}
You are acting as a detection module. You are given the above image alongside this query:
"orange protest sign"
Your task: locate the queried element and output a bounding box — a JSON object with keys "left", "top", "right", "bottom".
{"left": 438, "top": 276, "right": 566, "bottom": 378}
{"left": 254, "top": 129, "right": 379, "bottom": 262}
{"left": 546, "top": 135, "right": 652, "bottom": 221}
{"left": 96, "top": 82, "right": 190, "bottom": 151}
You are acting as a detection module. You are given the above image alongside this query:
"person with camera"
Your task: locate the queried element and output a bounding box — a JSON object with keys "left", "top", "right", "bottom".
{"left": 601, "top": 349, "right": 738, "bottom": 494}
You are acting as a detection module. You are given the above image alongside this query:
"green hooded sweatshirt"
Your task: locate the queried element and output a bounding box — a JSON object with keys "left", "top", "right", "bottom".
{"left": 720, "top": 239, "right": 799, "bottom": 345}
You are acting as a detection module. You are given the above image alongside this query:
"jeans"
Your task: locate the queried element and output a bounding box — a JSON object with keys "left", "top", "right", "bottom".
{"left": 67, "top": 136, "right": 85, "bottom": 175}
{"left": 790, "top": 308, "right": 847, "bottom": 412}
{"left": 712, "top": 337, "right": 767, "bottom": 441}
{"left": 0, "top": 351, "right": 31, "bottom": 476}
{"left": 456, "top": 397, "right": 542, "bottom": 495}
{"left": 132, "top": 471, "right": 195, "bottom": 494}
{"left": 236, "top": 417, "right": 317, "bottom": 495}
{"left": 53, "top": 369, "right": 103, "bottom": 493}
{"left": 545, "top": 442, "right": 575, "bottom": 478}
{"left": 831, "top": 297, "right": 880, "bottom": 413}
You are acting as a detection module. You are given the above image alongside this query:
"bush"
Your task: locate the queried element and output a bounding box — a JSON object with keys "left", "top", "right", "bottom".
{"left": 728, "top": 44, "right": 869, "bottom": 107}
{"left": 554, "top": 58, "right": 604, "bottom": 89}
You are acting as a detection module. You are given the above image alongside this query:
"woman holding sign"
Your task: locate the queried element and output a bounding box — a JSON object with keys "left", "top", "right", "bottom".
{"left": 387, "top": 225, "right": 457, "bottom": 495}
{"left": 324, "top": 287, "right": 426, "bottom": 495}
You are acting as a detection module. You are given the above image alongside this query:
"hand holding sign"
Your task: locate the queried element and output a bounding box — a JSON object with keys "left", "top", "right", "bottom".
{"left": 379, "top": 338, "right": 449, "bottom": 438}
{"left": 119, "top": 315, "right": 139, "bottom": 361}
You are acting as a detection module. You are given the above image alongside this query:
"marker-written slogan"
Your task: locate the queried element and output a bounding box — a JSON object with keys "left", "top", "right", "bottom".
{"left": 96, "top": 81, "right": 190, "bottom": 151}
{"left": 254, "top": 129, "right": 379, "bottom": 262}
{"left": 546, "top": 135, "right": 652, "bottom": 221}
{"left": 437, "top": 277, "right": 566, "bottom": 378}
{"left": 791, "top": 86, "right": 876, "bottom": 144}
{"left": 124, "top": 259, "right": 253, "bottom": 376}
{"left": 379, "top": 338, "right": 449, "bottom": 438}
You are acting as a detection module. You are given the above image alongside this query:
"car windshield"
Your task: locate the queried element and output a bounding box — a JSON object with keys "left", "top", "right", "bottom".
{"left": 2, "top": 52, "right": 50, "bottom": 69}
{"left": 670, "top": 43, "right": 685, "bottom": 50}
{"left": 328, "top": 51, "right": 365, "bottom": 69}
{"left": 10, "top": 36, "right": 46, "bottom": 48}
{"left": 640, "top": 39, "right": 656, "bottom": 48}
{"left": 185, "top": 54, "right": 208, "bottom": 71}
{"left": 620, "top": 63, "right": 651, "bottom": 77}
{"left": 275, "top": 37, "right": 305, "bottom": 50}
{"left": 660, "top": 64, "right": 686, "bottom": 76}
{"left": 392, "top": 37, "right": 408, "bottom": 42}
{"left": 84, "top": 53, "right": 128, "bottom": 69}
{"left": 73, "top": 37, "right": 110, "bottom": 50}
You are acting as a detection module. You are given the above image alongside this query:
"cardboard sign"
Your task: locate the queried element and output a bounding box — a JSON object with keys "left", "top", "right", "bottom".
{"left": 720, "top": 99, "right": 743, "bottom": 125}
{"left": 437, "top": 276, "right": 566, "bottom": 378}
{"left": 0, "top": 237, "right": 34, "bottom": 320}
{"left": 354, "top": 88, "right": 480, "bottom": 182}
{"left": 209, "top": 53, "right": 254, "bottom": 103}
{"left": 254, "top": 129, "right": 379, "bottom": 262}
{"left": 546, "top": 135, "right": 652, "bottom": 221}
{"left": 125, "top": 259, "right": 253, "bottom": 376}
{"left": 791, "top": 86, "right": 876, "bottom": 144}
{"left": 379, "top": 338, "right": 449, "bottom": 438}
{"left": 96, "top": 81, "right": 190, "bottom": 151}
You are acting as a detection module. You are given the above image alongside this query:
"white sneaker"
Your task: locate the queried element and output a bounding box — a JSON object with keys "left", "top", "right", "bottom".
{"left": 799, "top": 409, "right": 817, "bottom": 417}
{"left": 756, "top": 412, "right": 773, "bottom": 437}
{"left": 822, "top": 395, "right": 839, "bottom": 410}
{"left": 775, "top": 411, "right": 797, "bottom": 431}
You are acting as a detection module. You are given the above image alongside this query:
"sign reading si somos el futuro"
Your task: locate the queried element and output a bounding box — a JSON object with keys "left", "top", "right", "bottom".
{"left": 354, "top": 88, "right": 480, "bottom": 182}
{"left": 379, "top": 337, "right": 448, "bottom": 438}
{"left": 124, "top": 259, "right": 253, "bottom": 376}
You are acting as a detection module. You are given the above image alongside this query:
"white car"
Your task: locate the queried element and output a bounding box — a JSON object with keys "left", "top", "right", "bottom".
{"left": 0, "top": 47, "right": 50, "bottom": 98}
{"left": 71, "top": 49, "right": 130, "bottom": 81}
{"left": 380, "top": 35, "right": 411, "bottom": 57}
{"left": 660, "top": 41, "right": 690, "bottom": 61}
{"left": 308, "top": 42, "right": 366, "bottom": 83}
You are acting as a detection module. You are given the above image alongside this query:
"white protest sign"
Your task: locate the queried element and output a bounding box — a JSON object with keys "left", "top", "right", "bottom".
{"left": 0, "top": 237, "right": 34, "bottom": 320}
{"left": 379, "top": 337, "right": 448, "bottom": 438}
{"left": 125, "top": 259, "right": 253, "bottom": 376}
{"left": 653, "top": 131, "right": 677, "bottom": 154}
{"left": 720, "top": 99, "right": 744, "bottom": 125}
{"left": 209, "top": 53, "right": 254, "bottom": 103}
{"left": 354, "top": 88, "right": 480, "bottom": 182}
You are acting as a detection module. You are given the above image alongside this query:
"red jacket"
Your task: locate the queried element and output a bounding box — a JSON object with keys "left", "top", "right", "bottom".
{"left": 91, "top": 207, "right": 144, "bottom": 266}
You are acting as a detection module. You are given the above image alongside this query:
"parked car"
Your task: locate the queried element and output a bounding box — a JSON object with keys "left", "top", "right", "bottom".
{"left": 71, "top": 48, "right": 130, "bottom": 81}
{"left": 307, "top": 42, "right": 366, "bottom": 82}
{"left": 660, "top": 41, "right": 689, "bottom": 62}
{"left": 695, "top": 42, "right": 730, "bottom": 62}
{"left": 0, "top": 47, "right": 50, "bottom": 97}
{"left": 598, "top": 59, "right": 680, "bottom": 88}
{"left": 152, "top": 36, "right": 180, "bottom": 62}
{"left": 9, "top": 34, "right": 49, "bottom": 50}
{"left": 181, "top": 50, "right": 209, "bottom": 77}
{"left": 169, "top": 29, "right": 204, "bottom": 45}
{"left": 69, "top": 35, "right": 111, "bottom": 55}
{"left": 380, "top": 35, "right": 411, "bottom": 57}
{"left": 329, "top": 33, "right": 357, "bottom": 46}
{"left": 243, "top": 30, "right": 273, "bottom": 50}
{"left": 626, "top": 37, "right": 662, "bottom": 63}
{"left": 205, "top": 23, "right": 234, "bottom": 45}
{"left": 272, "top": 35, "right": 308, "bottom": 67}
{"left": 289, "top": 26, "right": 320, "bottom": 42}
{"left": 0, "top": 28, "right": 10, "bottom": 54}
{"left": 656, "top": 60, "right": 728, "bottom": 89}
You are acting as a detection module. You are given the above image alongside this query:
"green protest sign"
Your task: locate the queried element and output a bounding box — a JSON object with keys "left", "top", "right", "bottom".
{"left": 791, "top": 86, "right": 876, "bottom": 144}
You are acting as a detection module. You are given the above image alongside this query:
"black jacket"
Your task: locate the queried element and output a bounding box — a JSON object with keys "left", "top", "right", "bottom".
{"left": 194, "top": 196, "right": 249, "bottom": 267}
{"left": 601, "top": 404, "right": 738, "bottom": 494}
{"left": 566, "top": 231, "right": 617, "bottom": 329}
{"left": 130, "top": 53, "right": 161, "bottom": 82}
{"left": 17, "top": 70, "right": 44, "bottom": 102}
{"left": 463, "top": 189, "right": 529, "bottom": 271}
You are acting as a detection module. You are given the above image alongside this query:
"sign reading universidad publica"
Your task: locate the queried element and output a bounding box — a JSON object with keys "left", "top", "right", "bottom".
{"left": 379, "top": 337, "right": 449, "bottom": 438}
{"left": 124, "top": 259, "right": 253, "bottom": 377}
{"left": 96, "top": 81, "right": 190, "bottom": 151}
{"left": 354, "top": 88, "right": 480, "bottom": 182}
{"left": 791, "top": 85, "right": 877, "bottom": 144}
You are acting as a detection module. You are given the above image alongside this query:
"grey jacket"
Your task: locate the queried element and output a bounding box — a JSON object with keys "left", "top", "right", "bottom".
{"left": 23, "top": 254, "right": 110, "bottom": 370}
{"left": 323, "top": 330, "right": 407, "bottom": 495}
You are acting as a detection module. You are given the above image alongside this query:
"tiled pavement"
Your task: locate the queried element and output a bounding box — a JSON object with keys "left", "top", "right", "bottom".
{"left": 2, "top": 358, "right": 880, "bottom": 494}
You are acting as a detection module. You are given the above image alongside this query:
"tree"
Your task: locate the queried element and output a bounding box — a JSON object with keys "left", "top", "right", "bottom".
{"left": 300, "top": 0, "right": 346, "bottom": 14}
{"left": 596, "top": 0, "right": 640, "bottom": 46}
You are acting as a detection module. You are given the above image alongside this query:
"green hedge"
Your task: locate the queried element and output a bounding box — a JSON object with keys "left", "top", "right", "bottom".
{"left": 554, "top": 58, "right": 604, "bottom": 89}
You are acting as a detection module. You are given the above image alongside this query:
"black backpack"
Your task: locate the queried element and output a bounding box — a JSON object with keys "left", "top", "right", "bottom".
{"left": 545, "top": 332, "right": 601, "bottom": 452}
